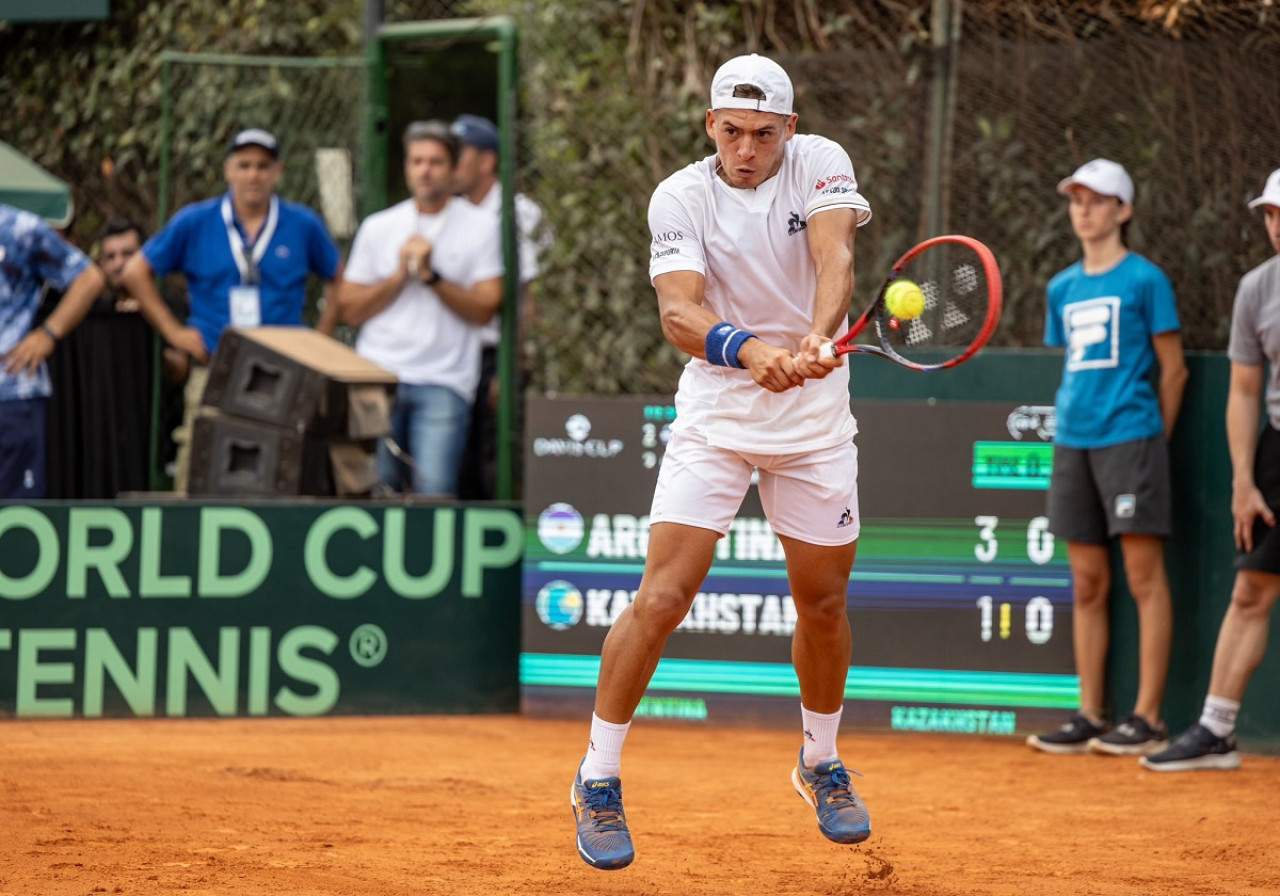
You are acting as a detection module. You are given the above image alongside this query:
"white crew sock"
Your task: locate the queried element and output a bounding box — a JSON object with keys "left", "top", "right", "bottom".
{"left": 801, "top": 704, "right": 843, "bottom": 769}
{"left": 1200, "top": 695, "right": 1240, "bottom": 738}
{"left": 580, "top": 713, "right": 631, "bottom": 780}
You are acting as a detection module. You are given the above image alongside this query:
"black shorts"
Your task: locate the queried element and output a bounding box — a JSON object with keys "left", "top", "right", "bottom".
{"left": 1236, "top": 424, "right": 1280, "bottom": 575}
{"left": 1047, "top": 435, "right": 1171, "bottom": 545}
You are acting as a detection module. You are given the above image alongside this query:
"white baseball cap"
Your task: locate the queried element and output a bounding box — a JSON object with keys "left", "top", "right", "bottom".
{"left": 710, "top": 54, "right": 793, "bottom": 116}
{"left": 1057, "top": 158, "right": 1134, "bottom": 205}
{"left": 1247, "top": 168, "right": 1280, "bottom": 210}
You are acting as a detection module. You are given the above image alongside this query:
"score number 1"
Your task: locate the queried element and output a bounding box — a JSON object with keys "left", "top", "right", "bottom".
{"left": 973, "top": 515, "right": 1056, "bottom": 645}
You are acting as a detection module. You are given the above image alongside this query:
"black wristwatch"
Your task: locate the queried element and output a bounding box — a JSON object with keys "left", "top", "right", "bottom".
{"left": 423, "top": 268, "right": 442, "bottom": 286}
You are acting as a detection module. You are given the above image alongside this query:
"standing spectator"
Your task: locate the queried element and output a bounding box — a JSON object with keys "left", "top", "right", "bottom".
{"left": 450, "top": 113, "right": 550, "bottom": 500}
{"left": 337, "top": 120, "right": 503, "bottom": 497}
{"left": 1142, "top": 168, "right": 1280, "bottom": 772}
{"left": 570, "top": 54, "right": 873, "bottom": 871}
{"left": 120, "top": 128, "right": 342, "bottom": 492}
{"left": 0, "top": 203, "right": 105, "bottom": 499}
{"left": 1026, "top": 159, "right": 1188, "bottom": 756}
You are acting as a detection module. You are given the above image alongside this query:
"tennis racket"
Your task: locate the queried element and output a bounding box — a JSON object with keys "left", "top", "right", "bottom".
{"left": 825, "top": 235, "right": 1002, "bottom": 371}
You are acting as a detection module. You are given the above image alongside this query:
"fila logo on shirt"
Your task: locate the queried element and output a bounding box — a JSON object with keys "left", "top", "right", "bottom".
{"left": 1063, "top": 296, "right": 1121, "bottom": 371}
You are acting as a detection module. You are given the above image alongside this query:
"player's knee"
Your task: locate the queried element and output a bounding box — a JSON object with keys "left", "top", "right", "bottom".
{"left": 631, "top": 585, "right": 695, "bottom": 634}
{"left": 793, "top": 590, "right": 848, "bottom": 628}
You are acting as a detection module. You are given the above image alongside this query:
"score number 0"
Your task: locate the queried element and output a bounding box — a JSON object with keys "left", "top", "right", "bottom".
{"left": 973, "top": 515, "right": 1055, "bottom": 645}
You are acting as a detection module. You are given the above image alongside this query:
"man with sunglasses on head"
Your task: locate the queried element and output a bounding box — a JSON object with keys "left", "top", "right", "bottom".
{"left": 336, "top": 120, "right": 504, "bottom": 497}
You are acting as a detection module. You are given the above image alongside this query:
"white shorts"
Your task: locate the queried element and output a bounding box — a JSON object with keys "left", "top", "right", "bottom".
{"left": 650, "top": 429, "right": 860, "bottom": 546}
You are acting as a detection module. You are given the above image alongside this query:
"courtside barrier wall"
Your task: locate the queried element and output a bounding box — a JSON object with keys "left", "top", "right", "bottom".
{"left": 0, "top": 502, "right": 523, "bottom": 718}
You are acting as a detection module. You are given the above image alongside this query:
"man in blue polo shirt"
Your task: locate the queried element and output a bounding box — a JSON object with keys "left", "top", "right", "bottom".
{"left": 121, "top": 128, "right": 342, "bottom": 492}
{"left": 1, "top": 203, "right": 106, "bottom": 499}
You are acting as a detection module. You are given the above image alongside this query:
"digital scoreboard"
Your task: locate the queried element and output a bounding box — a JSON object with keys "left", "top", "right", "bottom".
{"left": 522, "top": 395, "right": 1075, "bottom": 735}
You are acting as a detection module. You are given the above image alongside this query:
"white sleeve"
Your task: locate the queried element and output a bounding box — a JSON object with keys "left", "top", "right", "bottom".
{"left": 648, "top": 176, "right": 705, "bottom": 282}
{"left": 466, "top": 211, "right": 506, "bottom": 287}
{"left": 801, "top": 137, "right": 872, "bottom": 226}
{"left": 343, "top": 218, "right": 381, "bottom": 285}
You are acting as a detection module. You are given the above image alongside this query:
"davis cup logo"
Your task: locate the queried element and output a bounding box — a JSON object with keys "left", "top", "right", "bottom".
{"left": 536, "top": 580, "right": 584, "bottom": 631}
{"left": 538, "top": 502, "right": 585, "bottom": 554}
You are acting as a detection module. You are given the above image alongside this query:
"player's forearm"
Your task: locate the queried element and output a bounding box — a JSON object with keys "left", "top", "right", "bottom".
{"left": 810, "top": 272, "right": 854, "bottom": 339}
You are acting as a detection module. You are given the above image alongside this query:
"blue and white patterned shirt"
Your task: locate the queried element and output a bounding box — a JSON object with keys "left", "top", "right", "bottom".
{"left": 0, "top": 204, "right": 91, "bottom": 401}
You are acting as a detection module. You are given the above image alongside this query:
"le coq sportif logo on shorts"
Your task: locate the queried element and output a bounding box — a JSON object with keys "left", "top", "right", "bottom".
{"left": 532, "top": 413, "right": 625, "bottom": 459}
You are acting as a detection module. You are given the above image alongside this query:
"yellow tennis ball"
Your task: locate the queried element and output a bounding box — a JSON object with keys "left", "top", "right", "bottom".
{"left": 884, "top": 279, "right": 925, "bottom": 320}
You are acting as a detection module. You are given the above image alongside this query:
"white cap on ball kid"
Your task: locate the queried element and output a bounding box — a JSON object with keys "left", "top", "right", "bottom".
{"left": 1247, "top": 168, "right": 1280, "bottom": 210}
{"left": 710, "top": 54, "right": 794, "bottom": 116}
{"left": 1057, "top": 158, "right": 1134, "bottom": 205}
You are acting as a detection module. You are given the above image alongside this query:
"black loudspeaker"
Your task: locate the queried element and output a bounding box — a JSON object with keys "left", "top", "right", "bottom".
{"left": 188, "top": 411, "right": 327, "bottom": 497}
{"left": 189, "top": 328, "right": 396, "bottom": 497}
{"left": 188, "top": 410, "right": 381, "bottom": 498}
{"left": 202, "top": 327, "right": 396, "bottom": 438}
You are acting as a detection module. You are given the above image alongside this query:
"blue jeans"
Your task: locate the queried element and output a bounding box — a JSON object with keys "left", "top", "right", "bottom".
{"left": 378, "top": 383, "right": 470, "bottom": 497}
{"left": 0, "top": 398, "right": 47, "bottom": 499}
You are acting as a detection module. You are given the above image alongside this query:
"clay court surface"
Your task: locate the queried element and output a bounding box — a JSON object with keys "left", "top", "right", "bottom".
{"left": 1, "top": 715, "right": 1277, "bottom": 895}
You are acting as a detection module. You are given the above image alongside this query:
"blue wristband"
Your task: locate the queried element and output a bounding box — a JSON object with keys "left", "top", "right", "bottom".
{"left": 705, "top": 322, "right": 756, "bottom": 369}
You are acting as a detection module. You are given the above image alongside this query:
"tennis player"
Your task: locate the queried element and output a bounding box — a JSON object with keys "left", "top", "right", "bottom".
{"left": 570, "top": 53, "right": 873, "bottom": 871}
{"left": 1142, "top": 167, "right": 1280, "bottom": 771}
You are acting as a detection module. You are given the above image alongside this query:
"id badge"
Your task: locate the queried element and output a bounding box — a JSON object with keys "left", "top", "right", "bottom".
{"left": 229, "top": 285, "right": 262, "bottom": 328}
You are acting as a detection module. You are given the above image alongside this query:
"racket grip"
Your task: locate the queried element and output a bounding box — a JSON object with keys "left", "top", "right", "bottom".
{"left": 823, "top": 341, "right": 839, "bottom": 359}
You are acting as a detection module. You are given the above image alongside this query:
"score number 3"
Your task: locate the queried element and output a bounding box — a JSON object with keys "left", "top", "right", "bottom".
{"left": 973, "top": 515, "right": 1054, "bottom": 565}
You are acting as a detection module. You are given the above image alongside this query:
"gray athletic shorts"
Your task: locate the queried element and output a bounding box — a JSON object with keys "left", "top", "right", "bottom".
{"left": 1236, "top": 424, "right": 1280, "bottom": 575}
{"left": 1047, "top": 435, "right": 1171, "bottom": 545}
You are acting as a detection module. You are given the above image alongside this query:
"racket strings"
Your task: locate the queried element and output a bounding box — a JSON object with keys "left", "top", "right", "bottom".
{"left": 880, "top": 245, "right": 993, "bottom": 358}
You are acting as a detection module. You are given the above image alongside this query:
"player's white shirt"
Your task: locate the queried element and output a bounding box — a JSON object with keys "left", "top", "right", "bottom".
{"left": 473, "top": 183, "right": 550, "bottom": 347}
{"left": 347, "top": 197, "right": 503, "bottom": 400}
{"left": 648, "top": 133, "right": 871, "bottom": 453}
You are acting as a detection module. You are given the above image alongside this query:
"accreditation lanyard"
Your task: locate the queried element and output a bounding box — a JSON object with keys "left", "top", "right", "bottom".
{"left": 222, "top": 195, "right": 279, "bottom": 327}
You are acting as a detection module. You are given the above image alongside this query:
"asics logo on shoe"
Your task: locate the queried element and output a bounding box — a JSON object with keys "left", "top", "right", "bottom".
{"left": 588, "top": 780, "right": 612, "bottom": 791}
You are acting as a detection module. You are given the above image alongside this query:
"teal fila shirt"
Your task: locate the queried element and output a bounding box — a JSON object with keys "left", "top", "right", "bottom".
{"left": 1044, "top": 251, "right": 1181, "bottom": 449}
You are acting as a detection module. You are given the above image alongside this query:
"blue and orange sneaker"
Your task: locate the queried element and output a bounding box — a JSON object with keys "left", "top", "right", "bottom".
{"left": 791, "top": 749, "right": 871, "bottom": 844}
{"left": 571, "top": 762, "right": 635, "bottom": 870}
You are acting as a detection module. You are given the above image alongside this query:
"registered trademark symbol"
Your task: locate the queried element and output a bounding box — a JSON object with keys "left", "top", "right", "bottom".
{"left": 349, "top": 623, "right": 388, "bottom": 668}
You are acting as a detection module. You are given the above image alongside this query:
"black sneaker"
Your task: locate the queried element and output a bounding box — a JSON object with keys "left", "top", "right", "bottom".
{"left": 1140, "top": 724, "right": 1241, "bottom": 772}
{"left": 1088, "top": 714, "right": 1168, "bottom": 756}
{"left": 1026, "top": 713, "right": 1109, "bottom": 754}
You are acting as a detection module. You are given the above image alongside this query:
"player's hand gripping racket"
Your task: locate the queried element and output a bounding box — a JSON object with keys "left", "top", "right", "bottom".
{"left": 825, "top": 235, "right": 1002, "bottom": 371}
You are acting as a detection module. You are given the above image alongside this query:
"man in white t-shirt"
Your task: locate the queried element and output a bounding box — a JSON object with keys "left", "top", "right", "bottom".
{"left": 450, "top": 113, "right": 551, "bottom": 499}
{"left": 570, "top": 54, "right": 873, "bottom": 871}
{"left": 337, "top": 120, "right": 503, "bottom": 496}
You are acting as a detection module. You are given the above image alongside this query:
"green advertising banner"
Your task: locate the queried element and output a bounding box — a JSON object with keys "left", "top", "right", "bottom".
{"left": 0, "top": 501, "right": 523, "bottom": 719}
